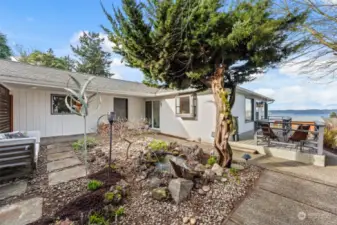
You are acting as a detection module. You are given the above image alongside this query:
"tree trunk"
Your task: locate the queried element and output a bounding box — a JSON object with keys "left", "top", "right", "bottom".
{"left": 211, "top": 66, "right": 233, "bottom": 168}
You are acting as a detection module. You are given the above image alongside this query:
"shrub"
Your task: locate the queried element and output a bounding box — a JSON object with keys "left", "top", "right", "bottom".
{"left": 87, "top": 180, "right": 103, "bottom": 191}
{"left": 148, "top": 139, "right": 168, "bottom": 151}
{"left": 89, "top": 213, "right": 108, "bottom": 225}
{"left": 115, "top": 206, "right": 125, "bottom": 217}
{"left": 104, "top": 192, "right": 115, "bottom": 201}
{"left": 229, "top": 167, "right": 239, "bottom": 176}
{"left": 324, "top": 128, "right": 337, "bottom": 149}
{"left": 207, "top": 156, "right": 217, "bottom": 166}
{"left": 72, "top": 137, "right": 98, "bottom": 151}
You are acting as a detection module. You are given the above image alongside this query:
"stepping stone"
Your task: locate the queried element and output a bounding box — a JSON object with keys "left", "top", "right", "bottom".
{"left": 47, "top": 146, "right": 73, "bottom": 154}
{"left": 0, "top": 181, "right": 27, "bottom": 201}
{"left": 47, "top": 151, "right": 74, "bottom": 161}
{"left": 47, "top": 157, "right": 81, "bottom": 172}
{"left": 49, "top": 166, "right": 86, "bottom": 185}
{"left": 0, "top": 197, "right": 43, "bottom": 225}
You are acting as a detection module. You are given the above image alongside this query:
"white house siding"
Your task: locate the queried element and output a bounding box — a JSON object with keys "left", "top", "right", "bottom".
{"left": 158, "top": 93, "right": 260, "bottom": 143}
{"left": 11, "top": 88, "right": 145, "bottom": 137}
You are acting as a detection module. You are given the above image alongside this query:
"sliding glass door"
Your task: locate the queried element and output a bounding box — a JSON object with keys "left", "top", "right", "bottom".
{"left": 145, "top": 100, "right": 160, "bottom": 129}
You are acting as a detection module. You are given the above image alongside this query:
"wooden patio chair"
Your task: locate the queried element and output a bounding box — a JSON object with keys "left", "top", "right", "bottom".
{"left": 288, "top": 124, "right": 311, "bottom": 151}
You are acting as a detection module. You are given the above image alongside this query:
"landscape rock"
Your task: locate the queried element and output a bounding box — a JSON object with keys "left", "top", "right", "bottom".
{"left": 211, "top": 163, "right": 224, "bottom": 176}
{"left": 231, "top": 163, "right": 245, "bottom": 171}
{"left": 203, "top": 169, "right": 216, "bottom": 182}
{"left": 190, "top": 217, "right": 197, "bottom": 225}
{"left": 148, "top": 177, "right": 162, "bottom": 188}
{"left": 198, "top": 189, "right": 205, "bottom": 195}
{"left": 202, "top": 185, "right": 211, "bottom": 192}
{"left": 194, "top": 163, "right": 206, "bottom": 172}
{"left": 183, "top": 217, "right": 190, "bottom": 224}
{"left": 221, "top": 178, "right": 228, "bottom": 183}
{"left": 168, "top": 156, "right": 196, "bottom": 180}
{"left": 168, "top": 178, "right": 194, "bottom": 204}
{"left": 152, "top": 187, "right": 168, "bottom": 201}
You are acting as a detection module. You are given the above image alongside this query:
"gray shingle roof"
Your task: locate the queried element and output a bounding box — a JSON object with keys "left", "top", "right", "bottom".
{"left": 0, "top": 59, "right": 159, "bottom": 96}
{"left": 0, "top": 59, "right": 273, "bottom": 101}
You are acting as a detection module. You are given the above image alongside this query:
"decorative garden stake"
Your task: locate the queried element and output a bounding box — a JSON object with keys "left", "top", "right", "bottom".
{"left": 242, "top": 153, "right": 252, "bottom": 165}
{"left": 64, "top": 74, "right": 101, "bottom": 176}
{"left": 107, "top": 111, "right": 115, "bottom": 180}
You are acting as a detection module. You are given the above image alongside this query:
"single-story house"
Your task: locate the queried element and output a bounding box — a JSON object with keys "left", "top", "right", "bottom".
{"left": 0, "top": 59, "right": 274, "bottom": 143}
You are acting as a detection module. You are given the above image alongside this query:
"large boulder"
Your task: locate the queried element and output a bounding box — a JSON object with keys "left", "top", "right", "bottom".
{"left": 152, "top": 187, "right": 169, "bottom": 201}
{"left": 168, "top": 178, "right": 194, "bottom": 204}
{"left": 168, "top": 156, "right": 197, "bottom": 180}
{"left": 211, "top": 163, "right": 224, "bottom": 176}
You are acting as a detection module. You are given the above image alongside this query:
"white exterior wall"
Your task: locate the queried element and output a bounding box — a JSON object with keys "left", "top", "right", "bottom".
{"left": 158, "top": 93, "right": 259, "bottom": 143}
{"left": 11, "top": 88, "right": 145, "bottom": 137}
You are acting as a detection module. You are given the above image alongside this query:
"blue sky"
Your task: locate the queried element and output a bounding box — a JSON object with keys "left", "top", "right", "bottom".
{"left": 1, "top": 0, "right": 336, "bottom": 110}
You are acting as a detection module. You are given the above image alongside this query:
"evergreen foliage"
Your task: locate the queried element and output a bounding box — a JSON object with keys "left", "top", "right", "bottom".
{"left": 71, "top": 31, "right": 113, "bottom": 77}
{"left": 102, "top": 0, "right": 306, "bottom": 167}
{"left": 0, "top": 32, "right": 12, "bottom": 59}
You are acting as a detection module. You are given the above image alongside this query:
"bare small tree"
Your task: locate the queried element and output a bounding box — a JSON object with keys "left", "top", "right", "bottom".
{"left": 275, "top": 0, "right": 337, "bottom": 81}
{"left": 98, "top": 118, "right": 152, "bottom": 159}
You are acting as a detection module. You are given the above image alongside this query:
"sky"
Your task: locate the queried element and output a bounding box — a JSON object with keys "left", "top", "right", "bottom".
{"left": 0, "top": 0, "right": 336, "bottom": 110}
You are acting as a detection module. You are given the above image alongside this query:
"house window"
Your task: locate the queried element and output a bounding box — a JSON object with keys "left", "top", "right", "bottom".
{"left": 114, "top": 98, "right": 128, "bottom": 120}
{"left": 245, "top": 98, "right": 254, "bottom": 122}
{"left": 175, "top": 94, "right": 197, "bottom": 118}
{"left": 51, "top": 94, "right": 76, "bottom": 115}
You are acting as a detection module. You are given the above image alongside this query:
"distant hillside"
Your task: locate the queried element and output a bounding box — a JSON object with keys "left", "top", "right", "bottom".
{"left": 270, "top": 109, "right": 337, "bottom": 115}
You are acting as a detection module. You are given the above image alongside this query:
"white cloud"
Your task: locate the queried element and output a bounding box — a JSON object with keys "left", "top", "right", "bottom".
{"left": 110, "top": 73, "right": 123, "bottom": 80}
{"left": 70, "top": 30, "right": 115, "bottom": 52}
{"left": 254, "top": 88, "right": 276, "bottom": 97}
{"left": 111, "top": 57, "right": 124, "bottom": 66}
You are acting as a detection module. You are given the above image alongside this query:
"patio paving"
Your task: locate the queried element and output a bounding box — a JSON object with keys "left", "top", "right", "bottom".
{"left": 0, "top": 197, "right": 43, "bottom": 225}
{"left": 47, "top": 151, "right": 74, "bottom": 161}
{"left": 0, "top": 181, "right": 27, "bottom": 201}
{"left": 46, "top": 144, "right": 86, "bottom": 185}
{"left": 47, "top": 157, "right": 82, "bottom": 172}
{"left": 48, "top": 165, "right": 86, "bottom": 185}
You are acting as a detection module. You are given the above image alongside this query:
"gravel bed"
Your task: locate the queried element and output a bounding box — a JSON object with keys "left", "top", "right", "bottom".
{"left": 118, "top": 165, "right": 261, "bottom": 225}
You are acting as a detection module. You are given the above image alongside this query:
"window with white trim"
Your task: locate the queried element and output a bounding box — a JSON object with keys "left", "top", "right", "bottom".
{"left": 175, "top": 94, "right": 197, "bottom": 118}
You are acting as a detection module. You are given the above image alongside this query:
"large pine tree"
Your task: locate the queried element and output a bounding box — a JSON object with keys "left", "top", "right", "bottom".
{"left": 0, "top": 32, "right": 11, "bottom": 59}
{"left": 102, "top": 0, "right": 306, "bottom": 167}
{"left": 71, "top": 32, "right": 112, "bottom": 77}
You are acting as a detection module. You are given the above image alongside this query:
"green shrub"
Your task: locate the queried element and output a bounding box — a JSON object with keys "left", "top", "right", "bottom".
{"left": 324, "top": 128, "right": 337, "bottom": 149}
{"left": 229, "top": 167, "right": 239, "bottom": 176}
{"left": 207, "top": 156, "right": 217, "bottom": 166}
{"left": 148, "top": 139, "right": 168, "bottom": 151}
{"left": 89, "top": 213, "right": 108, "bottom": 225}
{"left": 115, "top": 206, "right": 125, "bottom": 217}
{"left": 72, "top": 137, "right": 98, "bottom": 151}
{"left": 104, "top": 192, "right": 115, "bottom": 201}
{"left": 87, "top": 180, "right": 103, "bottom": 191}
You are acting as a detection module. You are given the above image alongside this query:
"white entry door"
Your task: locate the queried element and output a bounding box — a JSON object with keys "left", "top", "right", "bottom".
{"left": 145, "top": 101, "right": 160, "bottom": 129}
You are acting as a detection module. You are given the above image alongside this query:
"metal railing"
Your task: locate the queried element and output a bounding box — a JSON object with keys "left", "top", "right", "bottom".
{"left": 254, "top": 119, "right": 325, "bottom": 155}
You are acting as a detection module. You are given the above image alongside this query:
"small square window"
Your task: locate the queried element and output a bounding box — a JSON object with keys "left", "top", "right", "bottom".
{"left": 175, "top": 94, "right": 197, "bottom": 118}
{"left": 51, "top": 94, "right": 79, "bottom": 115}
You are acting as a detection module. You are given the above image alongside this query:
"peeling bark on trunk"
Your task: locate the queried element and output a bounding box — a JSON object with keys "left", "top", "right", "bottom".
{"left": 211, "top": 66, "right": 233, "bottom": 168}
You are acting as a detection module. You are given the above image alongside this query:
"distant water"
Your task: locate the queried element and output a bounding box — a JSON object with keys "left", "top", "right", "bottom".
{"left": 269, "top": 110, "right": 336, "bottom": 122}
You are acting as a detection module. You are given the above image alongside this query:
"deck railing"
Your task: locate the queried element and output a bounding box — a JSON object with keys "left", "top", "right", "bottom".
{"left": 254, "top": 119, "right": 325, "bottom": 155}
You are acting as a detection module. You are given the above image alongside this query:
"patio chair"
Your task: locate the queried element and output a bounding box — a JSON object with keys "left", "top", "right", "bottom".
{"left": 288, "top": 125, "right": 310, "bottom": 151}
{"left": 256, "top": 123, "right": 281, "bottom": 145}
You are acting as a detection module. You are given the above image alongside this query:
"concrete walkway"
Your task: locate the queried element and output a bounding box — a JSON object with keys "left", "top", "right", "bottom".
{"left": 47, "top": 144, "right": 86, "bottom": 185}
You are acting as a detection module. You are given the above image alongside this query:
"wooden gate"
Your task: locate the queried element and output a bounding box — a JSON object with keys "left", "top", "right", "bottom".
{"left": 0, "top": 85, "right": 11, "bottom": 133}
